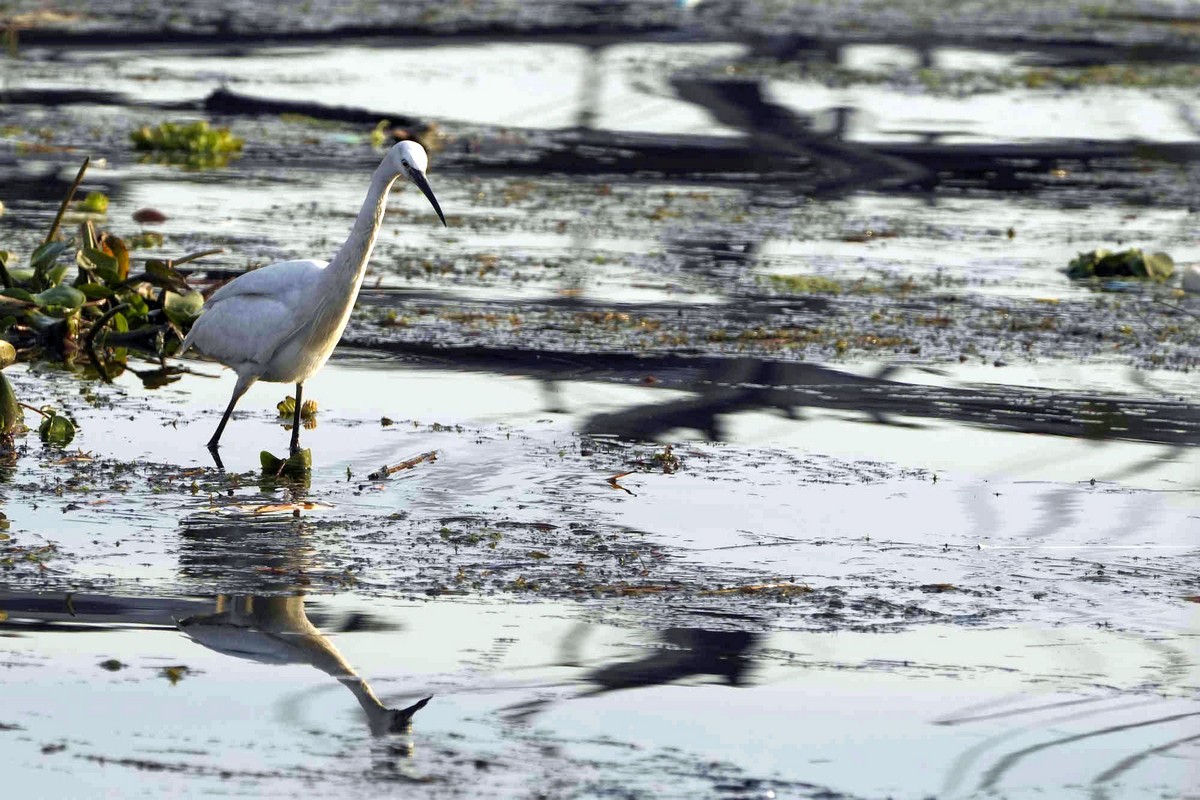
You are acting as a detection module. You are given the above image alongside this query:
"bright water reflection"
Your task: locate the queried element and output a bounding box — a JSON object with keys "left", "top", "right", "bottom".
{"left": 1, "top": 589, "right": 1196, "bottom": 798}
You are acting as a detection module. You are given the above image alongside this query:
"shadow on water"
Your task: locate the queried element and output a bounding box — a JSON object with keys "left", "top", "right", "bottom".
{"left": 1, "top": 579, "right": 1197, "bottom": 798}
{"left": 1, "top": 10, "right": 1199, "bottom": 797}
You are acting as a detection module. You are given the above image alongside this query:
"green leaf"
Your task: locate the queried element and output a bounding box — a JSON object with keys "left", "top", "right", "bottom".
{"left": 94, "top": 263, "right": 121, "bottom": 285}
{"left": 145, "top": 259, "right": 190, "bottom": 292}
{"left": 162, "top": 289, "right": 204, "bottom": 325}
{"left": 77, "top": 283, "right": 115, "bottom": 301}
{"left": 45, "top": 262, "right": 69, "bottom": 286}
{"left": 0, "top": 339, "right": 14, "bottom": 369}
{"left": 6, "top": 268, "right": 35, "bottom": 286}
{"left": 80, "top": 247, "right": 118, "bottom": 272}
{"left": 0, "top": 317, "right": 16, "bottom": 335}
{"left": 260, "top": 448, "right": 312, "bottom": 477}
{"left": 78, "top": 192, "right": 109, "bottom": 214}
{"left": 38, "top": 413, "right": 75, "bottom": 446}
{"left": 34, "top": 285, "right": 86, "bottom": 311}
{"left": 0, "top": 372, "right": 21, "bottom": 434}
{"left": 0, "top": 288, "right": 35, "bottom": 303}
{"left": 30, "top": 241, "right": 69, "bottom": 271}
{"left": 1145, "top": 251, "right": 1175, "bottom": 280}
{"left": 0, "top": 251, "right": 11, "bottom": 268}
{"left": 121, "top": 292, "right": 150, "bottom": 322}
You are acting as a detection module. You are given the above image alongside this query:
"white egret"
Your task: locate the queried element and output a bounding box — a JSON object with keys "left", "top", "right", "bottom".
{"left": 180, "top": 140, "right": 446, "bottom": 455}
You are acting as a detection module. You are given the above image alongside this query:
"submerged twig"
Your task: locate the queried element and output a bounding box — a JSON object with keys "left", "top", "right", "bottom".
{"left": 83, "top": 302, "right": 130, "bottom": 384}
{"left": 368, "top": 450, "right": 438, "bottom": 480}
{"left": 1154, "top": 298, "right": 1200, "bottom": 322}
{"left": 44, "top": 157, "right": 90, "bottom": 246}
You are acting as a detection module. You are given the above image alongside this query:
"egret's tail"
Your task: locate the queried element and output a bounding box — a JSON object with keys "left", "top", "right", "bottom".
{"left": 178, "top": 323, "right": 199, "bottom": 357}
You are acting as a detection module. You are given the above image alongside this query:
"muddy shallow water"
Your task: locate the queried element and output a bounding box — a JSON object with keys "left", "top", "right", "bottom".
{"left": 2, "top": 3, "right": 1199, "bottom": 798}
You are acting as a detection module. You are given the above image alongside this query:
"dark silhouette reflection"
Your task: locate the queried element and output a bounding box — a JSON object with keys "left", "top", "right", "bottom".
{"left": 504, "top": 625, "right": 760, "bottom": 724}
{"left": 356, "top": 341, "right": 1200, "bottom": 458}
{"left": 580, "top": 628, "right": 758, "bottom": 695}
{"left": 177, "top": 594, "right": 430, "bottom": 741}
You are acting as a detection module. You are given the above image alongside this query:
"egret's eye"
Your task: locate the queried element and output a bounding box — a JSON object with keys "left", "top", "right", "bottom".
{"left": 401, "top": 159, "right": 410, "bottom": 168}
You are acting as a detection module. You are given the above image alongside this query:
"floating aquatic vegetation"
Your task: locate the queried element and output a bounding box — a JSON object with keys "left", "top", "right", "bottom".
{"left": 37, "top": 409, "right": 75, "bottom": 447}
{"left": 1066, "top": 248, "right": 1174, "bottom": 281}
{"left": 276, "top": 395, "right": 318, "bottom": 421}
{"left": 130, "top": 121, "right": 243, "bottom": 169}
{"left": 0, "top": 158, "right": 219, "bottom": 389}
{"left": 77, "top": 192, "right": 108, "bottom": 214}
{"left": 0, "top": 341, "right": 20, "bottom": 446}
{"left": 260, "top": 448, "right": 312, "bottom": 478}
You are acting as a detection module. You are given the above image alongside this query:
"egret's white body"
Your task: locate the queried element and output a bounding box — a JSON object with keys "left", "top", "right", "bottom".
{"left": 181, "top": 140, "right": 445, "bottom": 453}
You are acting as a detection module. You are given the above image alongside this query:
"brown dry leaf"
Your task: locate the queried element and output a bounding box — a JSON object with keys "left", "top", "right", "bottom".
{"left": 591, "top": 584, "right": 672, "bottom": 596}
{"left": 252, "top": 501, "right": 334, "bottom": 515}
{"left": 1183, "top": 595, "right": 1200, "bottom": 603}
{"left": 919, "top": 583, "right": 958, "bottom": 593}
{"left": 53, "top": 450, "right": 94, "bottom": 465}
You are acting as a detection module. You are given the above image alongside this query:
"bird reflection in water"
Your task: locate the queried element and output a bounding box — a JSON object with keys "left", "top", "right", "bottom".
{"left": 177, "top": 594, "right": 431, "bottom": 768}
{"left": 177, "top": 512, "right": 430, "bottom": 772}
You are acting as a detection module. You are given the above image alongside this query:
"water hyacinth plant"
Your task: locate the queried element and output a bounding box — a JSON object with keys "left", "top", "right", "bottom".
{"left": 131, "top": 120, "right": 244, "bottom": 169}
{"left": 0, "top": 157, "right": 220, "bottom": 445}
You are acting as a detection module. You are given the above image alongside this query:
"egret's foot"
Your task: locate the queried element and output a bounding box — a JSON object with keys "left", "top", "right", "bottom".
{"left": 206, "top": 446, "right": 226, "bottom": 471}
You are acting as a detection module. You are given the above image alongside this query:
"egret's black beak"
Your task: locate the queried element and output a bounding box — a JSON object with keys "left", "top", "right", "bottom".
{"left": 412, "top": 170, "right": 446, "bottom": 227}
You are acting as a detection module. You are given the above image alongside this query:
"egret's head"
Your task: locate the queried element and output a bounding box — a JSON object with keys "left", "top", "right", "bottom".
{"left": 388, "top": 140, "right": 445, "bottom": 227}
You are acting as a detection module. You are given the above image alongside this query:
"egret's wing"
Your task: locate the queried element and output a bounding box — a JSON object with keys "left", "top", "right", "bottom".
{"left": 181, "top": 259, "right": 327, "bottom": 366}
{"left": 181, "top": 293, "right": 301, "bottom": 368}
{"left": 205, "top": 259, "right": 328, "bottom": 304}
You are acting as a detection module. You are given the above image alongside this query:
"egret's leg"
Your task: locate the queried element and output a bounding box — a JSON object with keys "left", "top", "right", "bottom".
{"left": 289, "top": 382, "right": 303, "bottom": 454}
{"left": 207, "top": 377, "right": 252, "bottom": 451}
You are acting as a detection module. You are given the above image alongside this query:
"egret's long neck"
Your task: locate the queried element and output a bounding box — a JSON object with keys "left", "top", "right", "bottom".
{"left": 324, "top": 163, "right": 400, "bottom": 295}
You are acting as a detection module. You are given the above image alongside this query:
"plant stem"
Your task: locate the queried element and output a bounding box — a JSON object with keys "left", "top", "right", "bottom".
{"left": 17, "top": 402, "right": 49, "bottom": 418}
{"left": 169, "top": 248, "right": 225, "bottom": 269}
{"left": 44, "top": 157, "right": 90, "bottom": 246}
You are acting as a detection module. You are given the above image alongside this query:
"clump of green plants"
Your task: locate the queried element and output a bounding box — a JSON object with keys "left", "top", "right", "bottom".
{"left": 78, "top": 191, "right": 109, "bottom": 214}
{"left": 260, "top": 448, "right": 312, "bottom": 479}
{"left": 131, "top": 121, "right": 244, "bottom": 168}
{"left": 0, "top": 157, "right": 218, "bottom": 444}
{"left": 1067, "top": 249, "right": 1174, "bottom": 281}
{"left": 276, "top": 395, "right": 318, "bottom": 422}
{"left": 767, "top": 274, "right": 846, "bottom": 295}
{"left": 0, "top": 340, "right": 20, "bottom": 448}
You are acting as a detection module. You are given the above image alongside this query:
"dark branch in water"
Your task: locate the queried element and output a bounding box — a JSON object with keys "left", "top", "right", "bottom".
{"left": 83, "top": 302, "right": 130, "bottom": 384}
{"left": 368, "top": 451, "right": 438, "bottom": 480}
